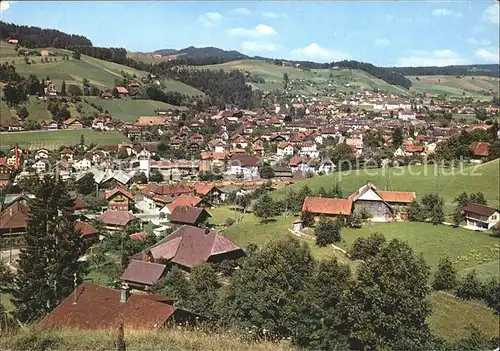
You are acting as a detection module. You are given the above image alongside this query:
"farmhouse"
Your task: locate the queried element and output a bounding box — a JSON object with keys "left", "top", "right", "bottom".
{"left": 62, "top": 118, "right": 83, "bottom": 130}
{"left": 168, "top": 206, "right": 211, "bottom": 227}
{"left": 105, "top": 187, "right": 134, "bottom": 211}
{"left": 302, "top": 197, "right": 353, "bottom": 220}
{"left": 132, "top": 225, "right": 245, "bottom": 271}
{"left": 121, "top": 260, "right": 167, "bottom": 290}
{"left": 39, "top": 282, "right": 197, "bottom": 330}
{"left": 469, "top": 142, "right": 489, "bottom": 162}
{"left": 0, "top": 202, "right": 29, "bottom": 236}
{"left": 462, "top": 202, "right": 499, "bottom": 230}
{"left": 98, "top": 210, "right": 136, "bottom": 231}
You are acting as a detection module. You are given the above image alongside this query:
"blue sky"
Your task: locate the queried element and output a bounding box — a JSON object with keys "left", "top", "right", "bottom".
{"left": 1, "top": 1, "right": 498, "bottom": 66}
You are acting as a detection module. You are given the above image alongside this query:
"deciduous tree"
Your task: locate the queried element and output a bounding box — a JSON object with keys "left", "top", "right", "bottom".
{"left": 432, "top": 256, "right": 457, "bottom": 291}
{"left": 315, "top": 216, "right": 341, "bottom": 247}
{"left": 455, "top": 270, "right": 484, "bottom": 301}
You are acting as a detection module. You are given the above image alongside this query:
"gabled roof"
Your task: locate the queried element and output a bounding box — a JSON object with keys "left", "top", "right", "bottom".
{"left": 377, "top": 191, "right": 415, "bottom": 204}
{"left": 39, "top": 282, "right": 178, "bottom": 330}
{"left": 75, "top": 221, "right": 98, "bottom": 237}
{"left": 74, "top": 197, "right": 89, "bottom": 210}
{"left": 469, "top": 142, "right": 489, "bottom": 157}
{"left": 167, "top": 194, "right": 202, "bottom": 213}
{"left": 0, "top": 202, "right": 29, "bottom": 230}
{"left": 463, "top": 202, "right": 498, "bottom": 217}
{"left": 230, "top": 154, "right": 260, "bottom": 167}
{"left": 136, "top": 225, "right": 245, "bottom": 269}
{"left": 115, "top": 86, "right": 128, "bottom": 94}
{"left": 105, "top": 187, "right": 134, "bottom": 200}
{"left": 194, "top": 183, "right": 215, "bottom": 196}
{"left": 302, "top": 197, "right": 352, "bottom": 216}
{"left": 98, "top": 210, "right": 136, "bottom": 226}
{"left": 129, "top": 231, "right": 148, "bottom": 241}
{"left": 168, "top": 206, "right": 211, "bottom": 225}
{"left": 121, "top": 260, "right": 167, "bottom": 286}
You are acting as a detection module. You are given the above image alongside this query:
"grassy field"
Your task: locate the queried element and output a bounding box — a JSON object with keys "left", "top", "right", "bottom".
{"left": 194, "top": 59, "right": 409, "bottom": 95}
{"left": 0, "top": 129, "right": 128, "bottom": 150}
{"left": 275, "top": 160, "right": 500, "bottom": 215}
{"left": 83, "top": 96, "right": 186, "bottom": 122}
{"left": 409, "top": 75, "right": 499, "bottom": 99}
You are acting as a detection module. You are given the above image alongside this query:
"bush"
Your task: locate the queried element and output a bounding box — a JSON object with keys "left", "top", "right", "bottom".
{"left": 483, "top": 277, "right": 500, "bottom": 313}
{"left": 432, "top": 256, "right": 457, "bottom": 291}
{"left": 349, "top": 232, "right": 386, "bottom": 260}
{"left": 348, "top": 212, "right": 363, "bottom": 228}
{"left": 455, "top": 270, "right": 484, "bottom": 300}
{"left": 314, "top": 216, "right": 341, "bottom": 247}
{"left": 300, "top": 211, "right": 314, "bottom": 228}
{"left": 225, "top": 218, "right": 235, "bottom": 227}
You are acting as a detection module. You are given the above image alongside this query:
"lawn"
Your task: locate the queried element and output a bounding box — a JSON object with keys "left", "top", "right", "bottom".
{"left": 274, "top": 160, "right": 500, "bottom": 215}
{"left": 83, "top": 96, "right": 186, "bottom": 122}
{"left": 0, "top": 129, "right": 128, "bottom": 150}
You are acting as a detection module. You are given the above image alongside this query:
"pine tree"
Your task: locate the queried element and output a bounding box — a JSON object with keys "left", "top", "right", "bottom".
{"left": 432, "top": 256, "right": 457, "bottom": 291}
{"left": 253, "top": 193, "right": 277, "bottom": 223}
{"left": 61, "top": 80, "right": 66, "bottom": 96}
{"left": 14, "top": 176, "right": 85, "bottom": 323}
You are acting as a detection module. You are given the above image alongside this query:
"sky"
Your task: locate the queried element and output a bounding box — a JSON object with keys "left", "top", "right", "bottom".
{"left": 0, "top": 0, "right": 499, "bottom": 67}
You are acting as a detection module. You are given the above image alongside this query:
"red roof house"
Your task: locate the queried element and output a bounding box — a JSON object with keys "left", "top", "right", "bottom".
{"left": 469, "top": 142, "right": 489, "bottom": 157}
{"left": 302, "top": 197, "right": 353, "bottom": 218}
{"left": 0, "top": 202, "right": 29, "bottom": 236}
{"left": 166, "top": 194, "right": 203, "bottom": 213}
{"left": 121, "top": 260, "right": 167, "bottom": 288}
{"left": 115, "top": 86, "right": 129, "bottom": 94}
{"left": 98, "top": 210, "right": 136, "bottom": 230}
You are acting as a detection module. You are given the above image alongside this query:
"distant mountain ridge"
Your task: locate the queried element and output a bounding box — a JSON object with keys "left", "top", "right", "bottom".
{"left": 151, "top": 46, "right": 248, "bottom": 60}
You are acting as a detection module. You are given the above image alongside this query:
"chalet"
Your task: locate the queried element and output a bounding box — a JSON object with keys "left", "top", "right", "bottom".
{"left": 289, "top": 156, "right": 313, "bottom": 174}
{"left": 105, "top": 187, "right": 134, "bottom": 211}
{"left": 44, "top": 83, "right": 57, "bottom": 96}
{"left": 121, "top": 260, "right": 167, "bottom": 290}
{"left": 168, "top": 206, "right": 211, "bottom": 227}
{"left": 115, "top": 86, "right": 129, "bottom": 95}
{"left": 0, "top": 202, "right": 29, "bottom": 236}
{"left": 132, "top": 225, "right": 246, "bottom": 271}
{"left": 33, "top": 159, "right": 49, "bottom": 173}
{"left": 34, "top": 148, "right": 50, "bottom": 160}
{"left": 345, "top": 138, "right": 363, "bottom": 155}
{"left": 302, "top": 197, "right": 353, "bottom": 220}
{"left": 75, "top": 221, "right": 99, "bottom": 243}
{"left": 231, "top": 135, "right": 248, "bottom": 149}
{"left": 39, "top": 282, "right": 197, "bottom": 330}
{"left": 229, "top": 154, "right": 260, "bottom": 178}
{"left": 194, "top": 183, "right": 222, "bottom": 204}
{"left": 0, "top": 158, "right": 12, "bottom": 188}
{"left": 163, "top": 194, "right": 205, "bottom": 214}
{"left": 277, "top": 142, "right": 294, "bottom": 157}
{"left": 272, "top": 166, "right": 293, "bottom": 179}
{"left": 469, "top": 142, "right": 489, "bottom": 162}
{"left": 73, "top": 156, "right": 92, "bottom": 171}
{"left": 63, "top": 118, "right": 83, "bottom": 129}
{"left": 299, "top": 142, "right": 319, "bottom": 158}
{"left": 60, "top": 148, "right": 74, "bottom": 161}
{"left": 41, "top": 119, "right": 58, "bottom": 130}
{"left": 101, "top": 92, "right": 113, "bottom": 99}
{"left": 98, "top": 210, "right": 136, "bottom": 231}
{"left": 462, "top": 202, "right": 499, "bottom": 230}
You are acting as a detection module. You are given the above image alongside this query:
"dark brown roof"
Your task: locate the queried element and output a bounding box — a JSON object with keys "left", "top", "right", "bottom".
{"left": 105, "top": 187, "right": 134, "bottom": 200}
{"left": 230, "top": 154, "right": 260, "bottom": 167}
{"left": 75, "top": 221, "right": 98, "bottom": 237}
{"left": 136, "top": 225, "right": 245, "bottom": 269}
{"left": 121, "top": 260, "right": 167, "bottom": 286}
{"left": 39, "top": 282, "right": 178, "bottom": 330}
{"left": 98, "top": 210, "right": 136, "bottom": 226}
{"left": 168, "top": 206, "right": 211, "bottom": 225}
{"left": 0, "top": 202, "right": 29, "bottom": 230}
{"left": 463, "top": 202, "right": 498, "bottom": 217}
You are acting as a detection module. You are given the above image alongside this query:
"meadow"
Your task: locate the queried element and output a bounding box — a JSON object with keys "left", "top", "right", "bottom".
{"left": 408, "top": 75, "right": 499, "bottom": 99}
{"left": 0, "top": 129, "right": 128, "bottom": 150}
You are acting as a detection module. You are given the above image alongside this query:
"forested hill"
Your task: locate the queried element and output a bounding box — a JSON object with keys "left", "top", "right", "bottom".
{"left": 0, "top": 21, "right": 92, "bottom": 48}
{"left": 152, "top": 46, "right": 248, "bottom": 60}
{"left": 391, "top": 64, "right": 500, "bottom": 78}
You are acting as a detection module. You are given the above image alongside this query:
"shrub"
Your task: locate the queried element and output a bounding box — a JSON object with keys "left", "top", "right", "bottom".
{"left": 225, "top": 218, "right": 235, "bottom": 227}
{"left": 314, "top": 216, "right": 341, "bottom": 247}
{"left": 432, "top": 256, "right": 457, "bottom": 291}
{"left": 350, "top": 232, "right": 386, "bottom": 260}
{"left": 455, "top": 270, "right": 484, "bottom": 300}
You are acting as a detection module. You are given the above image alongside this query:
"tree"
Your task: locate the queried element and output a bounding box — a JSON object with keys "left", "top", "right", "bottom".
{"left": 253, "top": 193, "right": 277, "bottom": 223}
{"left": 259, "top": 164, "right": 275, "bottom": 179}
{"left": 72, "top": 50, "right": 81, "bottom": 60}
{"left": 408, "top": 200, "right": 425, "bottom": 222}
{"left": 132, "top": 172, "right": 148, "bottom": 184}
{"left": 76, "top": 173, "right": 95, "bottom": 195}
{"left": 338, "top": 239, "right": 432, "bottom": 350}
{"left": 223, "top": 237, "right": 316, "bottom": 341}
{"left": 470, "top": 192, "right": 487, "bottom": 206}
{"left": 58, "top": 79, "right": 66, "bottom": 96}
{"left": 392, "top": 127, "right": 404, "bottom": 148}
{"left": 80, "top": 134, "right": 85, "bottom": 146}
{"left": 300, "top": 211, "right": 314, "bottom": 228}
{"left": 455, "top": 270, "right": 484, "bottom": 301}
{"left": 67, "top": 84, "right": 82, "bottom": 97}
{"left": 453, "top": 192, "right": 469, "bottom": 226}
{"left": 116, "top": 148, "right": 129, "bottom": 160}
{"left": 14, "top": 176, "right": 85, "bottom": 323}
{"left": 421, "top": 193, "right": 445, "bottom": 225}
{"left": 188, "top": 263, "right": 220, "bottom": 316}
{"left": 18, "top": 106, "right": 29, "bottom": 120}
{"left": 483, "top": 277, "right": 500, "bottom": 314}
{"left": 349, "top": 232, "right": 386, "bottom": 260}
{"left": 432, "top": 256, "right": 457, "bottom": 291}
{"left": 152, "top": 267, "right": 193, "bottom": 304}
{"left": 149, "top": 170, "right": 164, "bottom": 183}
{"left": 283, "top": 73, "right": 289, "bottom": 89}
{"left": 315, "top": 216, "right": 341, "bottom": 247}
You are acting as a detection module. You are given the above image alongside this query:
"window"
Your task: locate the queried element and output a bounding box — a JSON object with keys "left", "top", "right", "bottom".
{"left": 492, "top": 215, "right": 497, "bottom": 221}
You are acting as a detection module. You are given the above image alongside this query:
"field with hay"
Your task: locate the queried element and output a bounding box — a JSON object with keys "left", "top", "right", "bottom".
{"left": 408, "top": 75, "right": 499, "bottom": 99}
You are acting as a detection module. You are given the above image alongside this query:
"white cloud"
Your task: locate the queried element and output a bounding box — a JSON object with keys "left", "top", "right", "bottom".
{"left": 474, "top": 48, "right": 499, "bottom": 62}
{"left": 466, "top": 37, "right": 492, "bottom": 46}
{"left": 483, "top": 3, "right": 499, "bottom": 25}
{"left": 0, "top": 1, "right": 10, "bottom": 12}
{"left": 198, "top": 12, "right": 222, "bottom": 27}
{"left": 374, "top": 37, "right": 390, "bottom": 46}
{"left": 431, "top": 8, "right": 463, "bottom": 18}
{"left": 241, "top": 41, "right": 277, "bottom": 52}
{"left": 234, "top": 8, "right": 251, "bottom": 15}
{"left": 395, "top": 49, "right": 467, "bottom": 66}
{"left": 228, "top": 24, "right": 277, "bottom": 37}
{"left": 290, "top": 43, "right": 350, "bottom": 62}
{"left": 263, "top": 12, "right": 288, "bottom": 19}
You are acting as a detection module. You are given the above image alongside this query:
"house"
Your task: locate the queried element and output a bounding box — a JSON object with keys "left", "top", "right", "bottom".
{"left": 105, "top": 187, "right": 134, "bottom": 211}
{"left": 34, "top": 148, "right": 50, "bottom": 160}
{"left": 132, "top": 225, "right": 246, "bottom": 271}
{"left": 75, "top": 221, "right": 99, "bottom": 243}
{"left": 289, "top": 156, "right": 313, "bottom": 174}
{"left": 194, "top": 183, "right": 222, "bottom": 204}
{"left": 33, "top": 159, "right": 49, "bottom": 173}
{"left": 60, "top": 148, "right": 74, "bottom": 161}
{"left": 299, "top": 142, "right": 320, "bottom": 158}
{"left": 39, "top": 282, "right": 197, "bottom": 330}
{"left": 73, "top": 156, "right": 92, "bottom": 171}
{"left": 469, "top": 142, "right": 489, "bottom": 162}
{"left": 164, "top": 194, "right": 204, "bottom": 214}
{"left": 44, "top": 83, "right": 57, "bottom": 97}
{"left": 0, "top": 158, "right": 12, "bottom": 188}
{"left": 302, "top": 197, "right": 353, "bottom": 220}
{"left": 345, "top": 138, "right": 363, "bottom": 155}
{"left": 0, "top": 202, "right": 29, "bottom": 236}
{"left": 40, "top": 50, "right": 49, "bottom": 57}
{"left": 168, "top": 206, "right": 211, "bottom": 227}
{"left": 121, "top": 260, "right": 167, "bottom": 290}
{"left": 115, "top": 86, "right": 129, "bottom": 95}
{"left": 63, "top": 118, "right": 83, "bottom": 130}
{"left": 231, "top": 135, "right": 248, "bottom": 149}
{"left": 229, "top": 154, "right": 260, "bottom": 178}
{"left": 101, "top": 92, "right": 113, "bottom": 99}
{"left": 272, "top": 166, "right": 293, "bottom": 179}
{"left": 277, "top": 142, "right": 294, "bottom": 157}
{"left": 462, "top": 202, "right": 499, "bottom": 230}
{"left": 98, "top": 210, "right": 136, "bottom": 231}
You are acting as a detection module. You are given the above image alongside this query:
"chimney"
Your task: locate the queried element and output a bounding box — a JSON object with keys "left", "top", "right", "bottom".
{"left": 120, "top": 282, "right": 130, "bottom": 303}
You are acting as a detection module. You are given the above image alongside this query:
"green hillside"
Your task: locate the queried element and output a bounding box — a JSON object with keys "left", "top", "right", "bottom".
{"left": 193, "top": 59, "right": 409, "bottom": 95}
{"left": 0, "top": 129, "right": 128, "bottom": 150}
{"left": 409, "top": 75, "right": 499, "bottom": 99}
{"left": 275, "top": 159, "right": 500, "bottom": 213}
